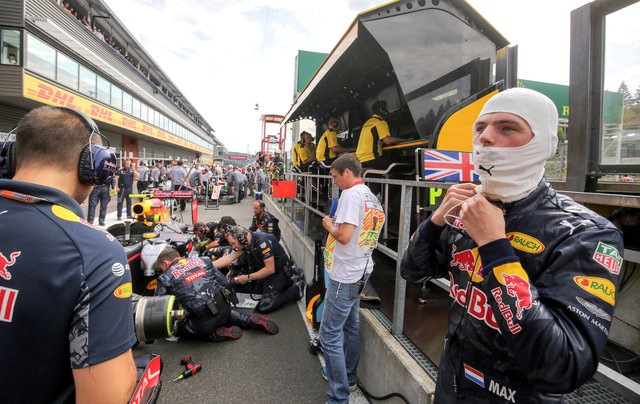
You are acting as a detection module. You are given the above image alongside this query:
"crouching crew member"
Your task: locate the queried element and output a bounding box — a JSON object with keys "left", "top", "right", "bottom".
{"left": 226, "top": 226, "right": 304, "bottom": 313}
{"left": 153, "top": 247, "right": 279, "bottom": 341}
{"left": 194, "top": 216, "right": 237, "bottom": 250}
{"left": 249, "top": 200, "right": 281, "bottom": 241}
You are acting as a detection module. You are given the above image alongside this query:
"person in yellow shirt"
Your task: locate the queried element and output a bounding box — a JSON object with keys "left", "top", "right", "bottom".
{"left": 316, "top": 116, "right": 355, "bottom": 166}
{"left": 355, "top": 100, "right": 403, "bottom": 170}
{"left": 292, "top": 131, "right": 317, "bottom": 172}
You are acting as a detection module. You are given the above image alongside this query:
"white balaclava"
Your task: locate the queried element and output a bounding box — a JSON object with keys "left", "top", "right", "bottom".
{"left": 472, "top": 88, "right": 558, "bottom": 202}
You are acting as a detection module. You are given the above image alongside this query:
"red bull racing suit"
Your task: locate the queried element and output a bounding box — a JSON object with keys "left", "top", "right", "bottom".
{"left": 401, "top": 182, "right": 623, "bottom": 403}
{"left": 155, "top": 256, "right": 255, "bottom": 339}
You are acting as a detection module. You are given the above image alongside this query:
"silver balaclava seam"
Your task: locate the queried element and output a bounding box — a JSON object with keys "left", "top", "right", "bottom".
{"left": 472, "top": 88, "right": 558, "bottom": 202}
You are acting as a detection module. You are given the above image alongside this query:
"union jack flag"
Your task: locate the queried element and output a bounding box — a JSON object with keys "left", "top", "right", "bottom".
{"left": 422, "top": 150, "right": 479, "bottom": 182}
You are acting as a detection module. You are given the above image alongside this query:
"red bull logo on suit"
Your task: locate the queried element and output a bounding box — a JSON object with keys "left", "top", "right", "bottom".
{"left": 0, "top": 251, "right": 20, "bottom": 280}
{"left": 450, "top": 245, "right": 483, "bottom": 282}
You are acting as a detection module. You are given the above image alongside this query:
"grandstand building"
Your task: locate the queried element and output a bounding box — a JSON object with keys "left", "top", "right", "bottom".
{"left": 0, "top": 0, "right": 224, "bottom": 163}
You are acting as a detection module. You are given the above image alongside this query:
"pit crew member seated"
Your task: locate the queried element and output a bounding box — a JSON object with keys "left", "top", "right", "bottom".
{"left": 400, "top": 88, "right": 623, "bottom": 403}
{"left": 249, "top": 200, "right": 281, "bottom": 241}
{"left": 316, "top": 116, "right": 354, "bottom": 166}
{"left": 355, "top": 100, "right": 403, "bottom": 170}
{"left": 226, "top": 226, "right": 304, "bottom": 313}
{"left": 153, "top": 246, "right": 279, "bottom": 341}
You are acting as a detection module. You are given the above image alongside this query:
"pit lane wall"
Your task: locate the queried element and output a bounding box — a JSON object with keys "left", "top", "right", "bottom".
{"left": 263, "top": 194, "right": 436, "bottom": 403}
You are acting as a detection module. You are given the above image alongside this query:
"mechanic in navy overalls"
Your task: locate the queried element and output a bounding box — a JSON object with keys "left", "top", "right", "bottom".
{"left": 115, "top": 159, "right": 138, "bottom": 220}
{"left": 153, "top": 247, "right": 279, "bottom": 340}
{"left": 226, "top": 226, "right": 304, "bottom": 313}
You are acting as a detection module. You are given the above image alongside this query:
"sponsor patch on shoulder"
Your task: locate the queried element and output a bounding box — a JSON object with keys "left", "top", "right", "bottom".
{"left": 114, "top": 282, "right": 133, "bottom": 298}
{"left": 576, "top": 296, "right": 611, "bottom": 321}
{"left": 573, "top": 276, "right": 615, "bottom": 306}
{"left": 260, "top": 242, "right": 267, "bottom": 249}
{"left": 111, "top": 262, "right": 126, "bottom": 277}
{"left": 592, "top": 241, "right": 622, "bottom": 275}
{"left": 146, "top": 279, "right": 157, "bottom": 291}
{"left": 0, "top": 285, "right": 19, "bottom": 322}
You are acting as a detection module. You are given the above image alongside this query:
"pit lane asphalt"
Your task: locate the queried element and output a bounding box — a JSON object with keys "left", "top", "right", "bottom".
{"left": 82, "top": 194, "right": 368, "bottom": 403}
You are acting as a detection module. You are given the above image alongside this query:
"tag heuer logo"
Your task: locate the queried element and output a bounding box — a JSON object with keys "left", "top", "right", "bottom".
{"left": 592, "top": 242, "right": 622, "bottom": 275}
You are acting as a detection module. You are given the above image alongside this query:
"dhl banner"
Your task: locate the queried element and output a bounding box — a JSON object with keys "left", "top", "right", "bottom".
{"left": 23, "top": 74, "right": 211, "bottom": 155}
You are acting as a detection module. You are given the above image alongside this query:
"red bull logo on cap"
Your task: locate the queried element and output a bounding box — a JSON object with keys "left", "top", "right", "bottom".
{"left": 0, "top": 251, "right": 21, "bottom": 280}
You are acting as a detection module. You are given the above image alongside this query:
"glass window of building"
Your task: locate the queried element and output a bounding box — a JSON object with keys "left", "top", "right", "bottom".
{"left": 26, "top": 34, "right": 55, "bottom": 79}
{"left": 132, "top": 97, "right": 141, "bottom": 118}
{"left": 149, "top": 108, "right": 156, "bottom": 127}
{"left": 96, "top": 75, "right": 110, "bottom": 104}
{"left": 111, "top": 85, "right": 123, "bottom": 110}
{"left": 1, "top": 29, "right": 22, "bottom": 65}
{"left": 140, "top": 103, "right": 148, "bottom": 122}
{"left": 56, "top": 52, "right": 79, "bottom": 90}
{"left": 122, "top": 91, "right": 132, "bottom": 115}
{"left": 79, "top": 65, "right": 96, "bottom": 98}
{"left": 601, "top": 2, "right": 640, "bottom": 166}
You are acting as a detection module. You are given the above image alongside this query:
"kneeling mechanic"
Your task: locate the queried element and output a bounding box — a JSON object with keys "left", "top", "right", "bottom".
{"left": 226, "top": 226, "right": 304, "bottom": 313}
{"left": 153, "top": 247, "right": 279, "bottom": 341}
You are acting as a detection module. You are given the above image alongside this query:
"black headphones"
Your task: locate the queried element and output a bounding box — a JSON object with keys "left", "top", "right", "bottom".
{"left": 228, "top": 226, "right": 249, "bottom": 246}
{"left": 0, "top": 106, "right": 117, "bottom": 185}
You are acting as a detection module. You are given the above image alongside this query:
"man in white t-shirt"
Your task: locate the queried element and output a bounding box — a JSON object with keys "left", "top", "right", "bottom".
{"left": 320, "top": 153, "right": 385, "bottom": 403}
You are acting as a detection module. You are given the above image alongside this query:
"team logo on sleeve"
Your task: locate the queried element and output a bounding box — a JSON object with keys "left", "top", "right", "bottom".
{"left": 0, "top": 286, "right": 19, "bottom": 322}
{"left": 574, "top": 276, "right": 615, "bottom": 305}
{"left": 0, "top": 251, "right": 20, "bottom": 280}
{"left": 113, "top": 282, "right": 133, "bottom": 298}
{"left": 576, "top": 296, "right": 611, "bottom": 321}
{"left": 111, "top": 262, "right": 126, "bottom": 277}
{"left": 502, "top": 273, "right": 536, "bottom": 320}
{"left": 592, "top": 242, "right": 622, "bottom": 275}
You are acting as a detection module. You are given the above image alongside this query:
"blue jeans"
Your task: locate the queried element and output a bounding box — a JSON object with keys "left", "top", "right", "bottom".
{"left": 319, "top": 278, "right": 364, "bottom": 404}
{"left": 87, "top": 185, "right": 110, "bottom": 224}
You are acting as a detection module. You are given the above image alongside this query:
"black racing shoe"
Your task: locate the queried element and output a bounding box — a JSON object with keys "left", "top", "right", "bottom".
{"left": 250, "top": 313, "right": 279, "bottom": 335}
{"left": 211, "top": 326, "right": 242, "bottom": 342}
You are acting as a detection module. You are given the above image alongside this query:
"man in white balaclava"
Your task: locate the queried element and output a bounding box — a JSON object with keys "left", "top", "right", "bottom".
{"left": 472, "top": 87, "right": 558, "bottom": 202}
{"left": 401, "top": 88, "right": 623, "bottom": 403}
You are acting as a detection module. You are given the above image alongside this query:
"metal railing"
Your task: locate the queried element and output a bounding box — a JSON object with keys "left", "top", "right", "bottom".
{"left": 263, "top": 169, "right": 640, "bottom": 338}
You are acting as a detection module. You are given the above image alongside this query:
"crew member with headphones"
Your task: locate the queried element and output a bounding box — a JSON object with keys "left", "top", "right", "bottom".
{"left": 226, "top": 226, "right": 304, "bottom": 313}
{"left": 249, "top": 200, "right": 281, "bottom": 241}
{"left": 0, "top": 106, "right": 137, "bottom": 402}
